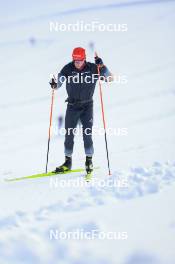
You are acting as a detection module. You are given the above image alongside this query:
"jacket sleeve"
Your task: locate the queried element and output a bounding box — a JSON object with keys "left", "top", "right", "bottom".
{"left": 92, "top": 62, "right": 113, "bottom": 82}
{"left": 99, "top": 65, "right": 113, "bottom": 81}
{"left": 57, "top": 65, "right": 68, "bottom": 89}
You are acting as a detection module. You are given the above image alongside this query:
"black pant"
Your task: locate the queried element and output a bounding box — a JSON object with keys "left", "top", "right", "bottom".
{"left": 64, "top": 102, "right": 94, "bottom": 156}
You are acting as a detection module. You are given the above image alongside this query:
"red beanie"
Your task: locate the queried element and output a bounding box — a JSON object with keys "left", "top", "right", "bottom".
{"left": 72, "top": 47, "right": 86, "bottom": 61}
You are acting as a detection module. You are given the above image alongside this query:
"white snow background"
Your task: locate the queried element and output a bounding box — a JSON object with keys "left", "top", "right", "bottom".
{"left": 0, "top": 0, "right": 175, "bottom": 263}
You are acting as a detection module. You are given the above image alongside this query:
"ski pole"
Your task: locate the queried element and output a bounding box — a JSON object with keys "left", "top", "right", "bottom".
{"left": 96, "top": 59, "right": 111, "bottom": 175}
{"left": 45, "top": 83, "right": 55, "bottom": 173}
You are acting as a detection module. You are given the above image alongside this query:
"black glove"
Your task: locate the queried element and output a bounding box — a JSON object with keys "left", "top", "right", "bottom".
{"left": 49, "top": 78, "right": 57, "bottom": 89}
{"left": 95, "top": 56, "right": 103, "bottom": 66}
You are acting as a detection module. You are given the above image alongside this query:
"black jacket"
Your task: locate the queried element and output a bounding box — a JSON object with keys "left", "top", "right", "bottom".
{"left": 57, "top": 61, "right": 111, "bottom": 102}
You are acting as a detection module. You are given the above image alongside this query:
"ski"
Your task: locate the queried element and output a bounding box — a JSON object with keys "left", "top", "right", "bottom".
{"left": 85, "top": 172, "right": 93, "bottom": 182}
{"left": 5, "top": 167, "right": 99, "bottom": 182}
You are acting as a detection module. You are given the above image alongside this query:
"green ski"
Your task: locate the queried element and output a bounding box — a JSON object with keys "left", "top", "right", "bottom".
{"left": 85, "top": 172, "right": 93, "bottom": 182}
{"left": 5, "top": 167, "right": 99, "bottom": 182}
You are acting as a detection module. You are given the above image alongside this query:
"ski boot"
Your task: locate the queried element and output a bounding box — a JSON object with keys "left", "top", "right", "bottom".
{"left": 85, "top": 156, "right": 93, "bottom": 173}
{"left": 54, "top": 156, "right": 72, "bottom": 173}
{"left": 85, "top": 156, "right": 93, "bottom": 181}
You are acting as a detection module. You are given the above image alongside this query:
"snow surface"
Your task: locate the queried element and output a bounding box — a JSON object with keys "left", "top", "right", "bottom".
{"left": 0, "top": 0, "right": 175, "bottom": 263}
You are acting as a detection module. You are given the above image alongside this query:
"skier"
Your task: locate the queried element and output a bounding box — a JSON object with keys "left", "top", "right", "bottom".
{"left": 50, "top": 47, "right": 112, "bottom": 175}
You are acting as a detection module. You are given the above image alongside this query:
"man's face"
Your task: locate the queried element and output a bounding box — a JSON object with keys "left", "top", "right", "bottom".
{"left": 74, "top": 60, "right": 85, "bottom": 70}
